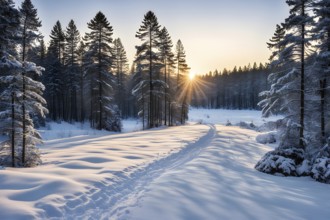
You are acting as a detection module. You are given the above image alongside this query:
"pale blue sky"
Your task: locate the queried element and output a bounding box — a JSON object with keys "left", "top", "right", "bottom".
{"left": 14, "top": 0, "right": 289, "bottom": 74}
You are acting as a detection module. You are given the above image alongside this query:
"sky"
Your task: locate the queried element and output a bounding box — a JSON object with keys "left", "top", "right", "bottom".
{"left": 14, "top": 0, "right": 289, "bottom": 75}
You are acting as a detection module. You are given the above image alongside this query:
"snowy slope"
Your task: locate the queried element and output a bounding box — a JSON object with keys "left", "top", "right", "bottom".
{"left": 0, "top": 109, "right": 329, "bottom": 219}
{"left": 124, "top": 125, "right": 330, "bottom": 220}
{"left": 0, "top": 124, "right": 209, "bottom": 219}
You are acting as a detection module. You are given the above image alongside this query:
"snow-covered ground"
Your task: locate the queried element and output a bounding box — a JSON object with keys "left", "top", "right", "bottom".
{"left": 0, "top": 109, "right": 329, "bottom": 220}
{"left": 188, "top": 108, "right": 281, "bottom": 125}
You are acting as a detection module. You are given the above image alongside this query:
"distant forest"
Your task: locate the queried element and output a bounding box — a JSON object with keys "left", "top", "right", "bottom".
{"left": 191, "top": 62, "right": 269, "bottom": 110}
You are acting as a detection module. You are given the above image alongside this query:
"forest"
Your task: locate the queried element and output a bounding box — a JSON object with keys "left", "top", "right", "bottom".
{"left": 0, "top": 0, "right": 193, "bottom": 166}
{"left": 0, "top": 0, "right": 330, "bottom": 185}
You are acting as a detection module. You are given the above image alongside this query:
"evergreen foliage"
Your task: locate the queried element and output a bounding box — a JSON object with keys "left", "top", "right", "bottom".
{"left": 0, "top": 0, "right": 47, "bottom": 167}
{"left": 84, "top": 11, "right": 121, "bottom": 131}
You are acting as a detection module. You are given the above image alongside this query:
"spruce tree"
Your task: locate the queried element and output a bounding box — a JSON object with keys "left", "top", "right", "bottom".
{"left": 77, "top": 40, "right": 86, "bottom": 122}
{"left": 64, "top": 19, "right": 80, "bottom": 122}
{"left": 113, "top": 38, "right": 129, "bottom": 118}
{"left": 256, "top": 0, "right": 314, "bottom": 176}
{"left": 46, "top": 21, "right": 65, "bottom": 120}
{"left": 84, "top": 11, "right": 121, "bottom": 131}
{"left": 267, "top": 24, "right": 286, "bottom": 62}
{"left": 0, "top": 0, "right": 20, "bottom": 167}
{"left": 135, "top": 11, "right": 162, "bottom": 128}
{"left": 159, "top": 27, "right": 175, "bottom": 125}
{"left": 175, "top": 39, "right": 190, "bottom": 124}
{"left": 19, "top": 0, "right": 43, "bottom": 164}
{"left": 312, "top": 0, "right": 330, "bottom": 147}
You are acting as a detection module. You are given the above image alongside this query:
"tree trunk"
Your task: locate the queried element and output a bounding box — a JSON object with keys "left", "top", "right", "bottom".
{"left": 299, "top": 3, "right": 305, "bottom": 149}
{"left": 320, "top": 79, "right": 326, "bottom": 145}
{"left": 11, "top": 92, "right": 15, "bottom": 167}
{"left": 22, "top": 71, "right": 26, "bottom": 165}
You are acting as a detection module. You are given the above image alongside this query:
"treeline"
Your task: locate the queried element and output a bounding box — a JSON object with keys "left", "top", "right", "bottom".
{"left": 0, "top": 0, "right": 192, "bottom": 166}
{"left": 191, "top": 62, "right": 270, "bottom": 110}
{"left": 40, "top": 11, "right": 191, "bottom": 130}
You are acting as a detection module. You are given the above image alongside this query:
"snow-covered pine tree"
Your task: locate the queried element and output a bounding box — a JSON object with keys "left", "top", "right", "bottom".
{"left": 84, "top": 11, "right": 121, "bottom": 131}
{"left": 312, "top": 0, "right": 330, "bottom": 146}
{"left": 18, "top": 0, "right": 47, "bottom": 165}
{"left": 0, "top": 0, "right": 20, "bottom": 167}
{"left": 256, "top": 0, "right": 314, "bottom": 176}
{"left": 0, "top": 60, "right": 24, "bottom": 167}
{"left": 113, "top": 38, "right": 129, "bottom": 118}
{"left": 175, "top": 39, "right": 190, "bottom": 124}
{"left": 0, "top": 0, "right": 46, "bottom": 167}
{"left": 64, "top": 19, "right": 80, "bottom": 122}
{"left": 135, "top": 11, "right": 162, "bottom": 128}
{"left": 0, "top": 0, "right": 20, "bottom": 95}
{"left": 159, "top": 27, "right": 175, "bottom": 126}
{"left": 308, "top": 0, "right": 330, "bottom": 183}
{"left": 131, "top": 61, "right": 149, "bottom": 129}
{"left": 7, "top": 61, "right": 47, "bottom": 167}
{"left": 267, "top": 24, "right": 286, "bottom": 62}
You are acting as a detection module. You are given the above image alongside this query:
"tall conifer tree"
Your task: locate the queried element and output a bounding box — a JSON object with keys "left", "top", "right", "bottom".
{"left": 84, "top": 11, "right": 121, "bottom": 131}
{"left": 135, "top": 11, "right": 162, "bottom": 128}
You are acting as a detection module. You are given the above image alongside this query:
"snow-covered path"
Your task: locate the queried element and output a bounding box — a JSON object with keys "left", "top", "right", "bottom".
{"left": 63, "top": 124, "right": 217, "bottom": 219}
{"left": 118, "top": 125, "right": 330, "bottom": 220}
{"left": 0, "top": 124, "right": 211, "bottom": 219}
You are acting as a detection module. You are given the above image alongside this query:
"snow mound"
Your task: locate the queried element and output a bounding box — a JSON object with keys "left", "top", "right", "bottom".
{"left": 296, "top": 159, "right": 311, "bottom": 176}
{"left": 255, "top": 148, "right": 304, "bottom": 176}
{"left": 256, "top": 131, "right": 277, "bottom": 144}
{"left": 311, "top": 157, "right": 330, "bottom": 183}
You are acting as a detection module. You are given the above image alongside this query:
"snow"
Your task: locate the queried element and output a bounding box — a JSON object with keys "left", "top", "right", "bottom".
{"left": 256, "top": 131, "right": 277, "bottom": 144}
{"left": 188, "top": 108, "right": 281, "bottom": 126}
{"left": 39, "top": 119, "right": 142, "bottom": 141}
{"left": 125, "top": 126, "right": 330, "bottom": 220}
{"left": 0, "top": 109, "right": 329, "bottom": 219}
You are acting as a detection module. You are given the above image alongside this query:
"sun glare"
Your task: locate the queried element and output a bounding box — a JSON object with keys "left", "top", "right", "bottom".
{"left": 189, "top": 71, "right": 195, "bottom": 80}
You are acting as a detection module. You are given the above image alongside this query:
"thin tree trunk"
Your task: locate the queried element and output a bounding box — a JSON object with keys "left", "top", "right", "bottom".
{"left": 11, "top": 92, "right": 15, "bottom": 167}
{"left": 299, "top": 2, "right": 305, "bottom": 149}
{"left": 149, "top": 30, "right": 153, "bottom": 128}
{"left": 22, "top": 71, "right": 26, "bottom": 164}
{"left": 320, "top": 79, "right": 326, "bottom": 145}
{"left": 22, "top": 18, "right": 27, "bottom": 165}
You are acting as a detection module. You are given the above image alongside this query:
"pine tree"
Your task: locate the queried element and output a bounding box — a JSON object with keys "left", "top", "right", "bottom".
{"left": 0, "top": 0, "right": 20, "bottom": 167}
{"left": 159, "top": 27, "right": 175, "bottom": 125}
{"left": 45, "top": 21, "right": 65, "bottom": 120}
{"left": 19, "top": 0, "right": 44, "bottom": 165}
{"left": 64, "top": 19, "right": 80, "bottom": 122}
{"left": 267, "top": 24, "right": 286, "bottom": 62}
{"left": 256, "top": 0, "right": 314, "bottom": 176}
{"left": 135, "top": 11, "right": 162, "bottom": 128}
{"left": 312, "top": 0, "right": 330, "bottom": 147}
{"left": 175, "top": 39, "right": 190, "bottom": 124}
{"left": 77, "top": 40, "right": 86, "bottom": 122}
{"left": 113, "top": 38, "right": 129, "bottom": 118}
{"left": 0, "top": 0, "right": 46, "bottom": 167}
{"left": 131, "top": 61, "right": 148, "bottom": 129}
{"left": 84, "top": 11, "right": 121, "bottom": 131}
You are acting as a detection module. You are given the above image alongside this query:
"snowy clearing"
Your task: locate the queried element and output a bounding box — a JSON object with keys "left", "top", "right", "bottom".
{"left": 0, "top": 109, "right": 329, "bottom": 220}
{"left": 125, "top": 125, "right": 330, "bottom": 220}
{"left": 188, "top": 108, "right": 281, "bottom": 126}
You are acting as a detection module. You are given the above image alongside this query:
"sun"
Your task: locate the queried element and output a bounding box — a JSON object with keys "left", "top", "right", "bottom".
{"left": 189, "top": 71, "right": 195, "bottom": 81}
